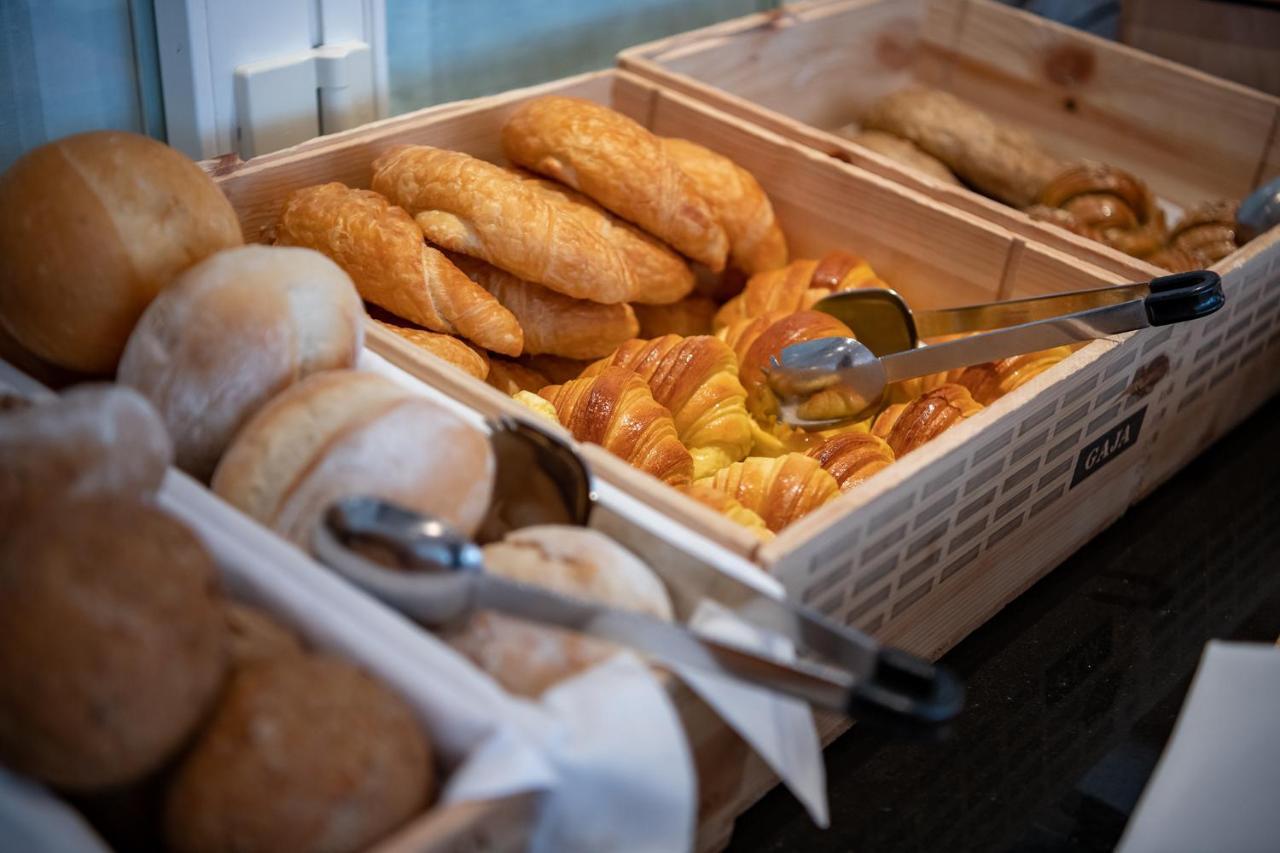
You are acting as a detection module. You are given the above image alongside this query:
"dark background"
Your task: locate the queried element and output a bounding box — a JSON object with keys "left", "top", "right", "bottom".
{"left": 733, "top": 394, "right": 1280, "bottom": 852}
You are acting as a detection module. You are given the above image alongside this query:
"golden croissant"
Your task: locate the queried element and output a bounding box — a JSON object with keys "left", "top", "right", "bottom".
{"left": 951, "top": 346, "right": 1073, "bottom": 405}
{"left": 584, "top": 335, "right": 752, "bottom": 478}
{"left": 807, "top": 432, "right": 895, "bottom": 491}
{"left": 1029, "top": 163, "right": 1166, "bottom": 259}
{"left": 539, "top": 366, "right": 694, "bottom": 487}
{"left": 681, "top": 483, "right": 774, "bottom": 542}
{"left": 872, "top": 384, "right": 982, "bottom": 456}
{"left": 695, "top": 454, "right": 840, "bottom": 533}
{"left": 373, "top": 320, "right": 489, "bottom": 380}
{"left": 737, "top": 310, "right": 862, "bottom": 426}
{"left": 501, "top": 96, "right": 730, "bottom": 271}
{"left": 275, "top": 182, "right": 522, "bottom": 355}
{"left": 714, "top": 251, "right": 887, "bottom": 329}
{"left": 371, "top": 145, "right": 646, "bottom": 304}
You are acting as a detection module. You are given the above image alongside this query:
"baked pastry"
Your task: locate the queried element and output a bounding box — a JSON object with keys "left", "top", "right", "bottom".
{"left": 0, "top": 131, "right": 243, "bottom": 373}
{"left": 375, "top": 319, "right": 490, "bottom": 380}
{"left": 1029, "top": 163, "right": 1167, "bottom": 258}
{"left": 583, "top": 335, "right": 752, "bottom": 478}
{"left": 119, "top": 245, "right": 365, "bottom": 479}
{"left": 661, "top": 136, "right": 788, "bottom": 274}
{"left": 715, "top": 251, "right": 887, "bottom": 329}
{"left": 633, "top": 295, "right": 717, "bottom": 338}
{"left": 165, "top": 656, "right": 433, "bottom": 853}
{"left": 486, "top": 357, "right": 549, "bottom": 395}
{"left": 521, "top": 354, "right": 591, "bottom": 385}
{"left": 448, "top": 252, "right": 638, "bottom": 359}
{"left": 224, "top": 604, "right": 304, "bottom": 669}
{"left": 449, "top": 526, "right": 674, "bottom": 697}
{"left": 275, "top": 182, "right": 522, "bottom": 355}
{"left": 807, "top": 432, "right": 895, "bottom": 491}
{"left": 862, "top": 87, "right": 1064, "bottom": 208}
{"left": 836, "top": 128, "right": 961, "bottom": 186}
{"left": 738, "top": 310, "right": 861, "bottom": 426}
{"left": 0, "top": 499, "right": 227, "bottom": 792}
{"left": 871, "top": 384, "right": 982, "bottom": 456}
{"left": 511, "top": 389, "right": 559, "bottom": 423}
{"left": 516, "top": 172, "right": 695, "bottom": 304}
{"left": 951, "top": 346, "right": 1073, "bottom": 405}
{"left": 501, "top": 96, "right": 729, "bottom": 270}
{"left": 213, "top": 370, "right": 495, "bottom": 546}
{"left": 1145, "top": 245, "right": 1201, "bottom": 273}
{"left": 538, "top": 366, "right": 694, "bottom": 486}
{"left": 694, "top": 454, "right": 840, "bottom": 533}
{"left": 371, "top": 146, "right": 646, "bottom": 304}
{"left": 681, "top": 483, "right": 774, "bottom": 542}
{"left": 0, "top": 384, "right": 171, "bottom": 511}
{"left": 1167, "top": 200, "right": 1240, "bottom": 264}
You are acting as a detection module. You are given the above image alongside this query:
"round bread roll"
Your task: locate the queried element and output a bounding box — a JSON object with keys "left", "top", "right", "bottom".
{"left": 118, "top": 245, "right": 364, "bottom": 480}
{"left": 0, "top": 131, "right": 243, "bottom": 374}
{"left": 0, "top": 499, "right": 227, "bottom": 792}
{"left": 0, "top": 383, "right": 172, "bottom": 513}
{"left": 212, "top": 369, "right": 494, "bottom": 547}
{"left": 165, "top": 655, "right": 433, "bottom": 853}
{"left": 449, "top": 526, "right": 673, "bottom": 697}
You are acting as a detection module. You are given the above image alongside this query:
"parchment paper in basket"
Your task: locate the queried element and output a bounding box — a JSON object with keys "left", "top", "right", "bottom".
{"left": 358, "top": 349, "right": 834, "bottom": 827}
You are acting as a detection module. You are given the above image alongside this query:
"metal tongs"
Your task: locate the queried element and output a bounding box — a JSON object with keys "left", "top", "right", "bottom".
{"left": 768, "top": 270, "right": 1224, "bottom": 428}
{"left": 310, "top": 417, "right": 964, "bottom": 731}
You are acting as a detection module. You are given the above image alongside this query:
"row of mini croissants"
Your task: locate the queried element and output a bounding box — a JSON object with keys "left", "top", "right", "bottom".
{"left": 268, "top": 94, "right": 790, "bottom": 372}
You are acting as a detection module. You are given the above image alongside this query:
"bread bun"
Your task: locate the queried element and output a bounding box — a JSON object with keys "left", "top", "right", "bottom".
{"left": 118, "top": 245, "right": 364, "bottom": 480}
{"left": 0, "top": 499, "right": 227, "bottom": 791}
{"left": 165, "top": 656, "right": 434, "bottom": 853}
{"left": 0, "top": 131, "right": 243, "bottom": 373}
{"left": 449, "top": 526, "right": 672, "bottom": 697}
{"left": 0, "top": 383, "right": 172, "bottom": 511}
{"left": 212, "top": 370, "right": 494, "bottom": 546}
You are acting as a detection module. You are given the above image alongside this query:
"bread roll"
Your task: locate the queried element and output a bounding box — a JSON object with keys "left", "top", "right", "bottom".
{"left": 165, "top": 656, "right": 434, "bottom": 853}
{"left": 0, "top": 131, "right": 243, "bottom": 373}
{"left": 212, "top": 370, "right": 494, "bottom": 546}
{"left": 449, "top": 526, "right": 673, "bottom": 697}
{"left": 118, "top": 245, "right": 364, "bottom": 480}
{"left": 0, "top": 499, "right": 227, "bottom": 792}
{"left": 0, "top": 383, "right": 172, "bottom": 511}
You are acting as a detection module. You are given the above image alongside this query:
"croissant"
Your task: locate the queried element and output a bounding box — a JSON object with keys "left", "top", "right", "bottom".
{"left": 807, "top": 432, "right": 895, "bottom": 491}
{"left": 633, "top": 296, "right": 716, "bottom": 338}
{"left": 510, "top": 390, "right": 558, "bottom": 423}
{"left": 275, "top": 183, "right": 522, "bottom": 355}
{"left": 694, "top": 454, "right": 840, "bottom": 533}
{"left": 681, "top": 483, "right": 774, "bottom": 542}
{"left": 583, "top": 335, "right": 752, "bottom": 478}
{"left": 714, "top": 251, "right": 887, "bottom": 329}
{"left": 516, "top": 172, "right": 695, "bottom": 304}
{"left": 660, "top": 136, "right": 788, "bottom": 275}
{"left": 1030, "top": 163, "right": 1167, "bottom": 258}
{"left": 738, "top": 310, "right": 861, "bottom": 425}
{"left": 447, "top": 252, "right": 638, "bottom": 359}
{"left": 373, "top": 320, "right": 490, "bottom": 380}
{"left": 371, "top": 146, "right": 643, "bottom": 304}
{"left": 862, "top": 87, "right": 1064, "bottom": 208}
{"left": 1167, "top": 200, "right": 1241, "bottom": 264}
{"left": 539, "top": 366, "right": 694, "bottom": 486}
{"left": 951, "top": 346, "right": 1073, "bottom": 405}
{"left": 871, "top": 384, "right": 982, "bottom": 456}
{"left": 486, "top": 358, "right": 549, "bottom": 395}
{"left": 501, "top": 96, "right": 730, "bottom": 270}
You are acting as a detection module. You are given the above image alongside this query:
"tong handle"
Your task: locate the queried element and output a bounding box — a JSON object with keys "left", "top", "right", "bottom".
{"left": 847, "top": 648, "right": 964, "bottom": 736}
{"left": 1144, "top": 270, "right": 1224, "bottom": 326}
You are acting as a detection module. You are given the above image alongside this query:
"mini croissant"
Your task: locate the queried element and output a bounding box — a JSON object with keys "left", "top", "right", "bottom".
{"left": 275, "top": 183, "right": 522, "bottom": 355}
{"left": 681, "top": 483, "right": 774, "bottom": 542}
{"left": 695, "top": 454, "right": 840, "bottom": 533}
{"left": 738, "top": 310, "right": 862, "bottom": 426}
{"left": 951, "top": 346, "right": 1073, "bottom": 405}
{"left": 871, "top": 384, "right": 982, "bottom": 456}
{"left": 714, "top": 251, "right": 887, "bottom": 329}
{"left": 807, "top": 432, "right": 895, "bottom": 491}
{"left": 539, "top": 366, "right": 694, "bottom": 487}
{"left": 1029, "top": 163, "right": 1166, "bottom": 259}
{"left": 583, "top": 335, "right": 752, "bottom": 479}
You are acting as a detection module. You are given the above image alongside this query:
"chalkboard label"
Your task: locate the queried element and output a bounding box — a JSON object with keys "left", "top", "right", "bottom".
{"left": 1071, "top": 407, "right": 1147, "bottom": 488}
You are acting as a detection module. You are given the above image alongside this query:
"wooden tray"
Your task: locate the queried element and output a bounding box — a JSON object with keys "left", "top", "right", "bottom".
{"left": 619, "top": 0, "right": 1280, "bottom": 281}
{"left": 205, "top": 66, "right": 1279, "bottom": 847}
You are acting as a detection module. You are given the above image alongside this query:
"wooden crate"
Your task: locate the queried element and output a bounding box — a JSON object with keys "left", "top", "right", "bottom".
{"left": 205, "top": 66, "right": 1276, "bottom": 846}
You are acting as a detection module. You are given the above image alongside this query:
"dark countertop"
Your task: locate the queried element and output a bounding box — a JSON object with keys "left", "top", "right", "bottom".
{"left": 732, "top": 394, "right": 1280, "bottom": 853}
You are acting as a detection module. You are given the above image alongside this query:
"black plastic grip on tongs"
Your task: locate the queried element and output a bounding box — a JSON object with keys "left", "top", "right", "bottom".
{"left": 847, "top": 648, "right": 965, "bottom": 738}
{"left": 1144, "top": 270, "right": 1225, "bottom": 326}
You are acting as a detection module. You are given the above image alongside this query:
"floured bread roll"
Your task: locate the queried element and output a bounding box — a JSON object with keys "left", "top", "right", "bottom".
{"left": 212, "top": 370, "right": 494, "bottom": 547}
{"left": 449, "top": 526, "right": 673, "bottom": 697}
